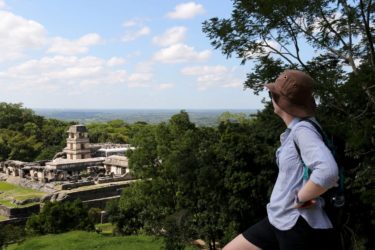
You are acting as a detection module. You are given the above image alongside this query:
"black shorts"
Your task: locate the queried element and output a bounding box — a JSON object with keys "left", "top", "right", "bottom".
{"left": 242, "top": 216, "right": 342, "bottom": 250}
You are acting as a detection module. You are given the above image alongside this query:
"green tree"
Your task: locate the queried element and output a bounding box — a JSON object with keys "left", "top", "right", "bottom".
{"left": 127, "top": 124, "right": 159, "bottom": 178}
{"left": 0, "top": 224, "right": 25, "bottom": 249}
{"left": 217, "top": 111, "right": 254, "bottom": 124}
{"left": 117, "top": 111, "right": 282, "bottom": 249}
{"left": 105, "top": 199, "right": 120, "bottom": 225}
{"left": 26, "top": 200, "right": 94, "bottom": 235}
{"left": 0, "top": 129, "right": 42, "bottom": 161}
{"left": 0, "top": 102, "right": 43, "bottom": 132}
{"left": 203, "top": 1, "right": 375, "bottom": 248}
{"left": 87, "top": 120, "right": 130, "bottom": 144}
{"left": 0, "top": 103, "right": 70, "bottom": 161}
{"left": 203, "top": 0, "right": 374, "bottom": 68}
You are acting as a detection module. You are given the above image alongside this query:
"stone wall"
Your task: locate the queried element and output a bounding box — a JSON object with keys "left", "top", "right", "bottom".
{"left": 96, "top": 173, "right": 134, "bottom": 184}
{"left": 61, "top": 181, "right": 95, "bottom": 190}
{"left": 83, "top": 196, "right": 120, "bottom": 210}
{"left": 0, "top": 217, "right": 28, "bottom": 227}
{"left": 0, "top": 204, "right": 9, "bottom": 217}
{"left": 0, "top": 204, "right": 40, "bottom": 218}
{"left": 63, "top": 183, "right": 130, "bottom": 202}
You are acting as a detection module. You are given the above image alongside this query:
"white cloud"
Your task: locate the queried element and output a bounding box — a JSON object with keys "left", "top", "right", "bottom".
{"left": 122, "top": 26, "right": 150, "bottom": 42}
{"left": 159, "top": 83, "right": 174, "bottom": 89}
{"left": 181, "top": 65, "right": 229, "bottom": 76}
{"left": 0, "top": 56, "right": 158, "bottom": 91}
{"left": 153, "top": 26, "right": 187, "bottom": 47}
{"left": 123, "top": 19, "right": 139, "bottom": 27}
{"left": 0, "top": 11, "right": 47, "bottom": 62}
{"left": 79, "top": 33, "right": 101, "bottom": 45}
{"left": 181, "top": 65, "right": 242, "bottom": 90}
{"left": 122, "top": 19, "right": 151, "bottom": 42}
{"left": 0, "top": 0, "right": 6, "bottom": 9}
{"left": 126, "top": 61, "right": 154, "bottom": 88}
{"left": 127, "top": 82, "right": 148, "bottom": 88}
{"left": 167, "top": 2, "right": 205, "bottom": 19}
{"left": 128, "top": 73, "right": 152, "bottom": 82}
{"left": 353, "top": 58, "right": 361, "bottom": 67}
{"left": 296, "top": 13, "right": 343, "bottom": 36}
{"left": 153, "top": 43, "right": 211, "bottom": 63}
{"left": 135, "top": 61, "right": 154, "bottom": 73}
{"left": 107, "top": 57, "right": 126, "bottom": 67}
{"left": 48, "top": 33, "right": 102, "bottom": 55}
{"left": 0, "top": 56, "right": 127, "bottom": 92}
{"left": 223, "top": 79, "right": 242, "bottom": 88}
{"left": 262, "top": 40, "right": 281, "bottom": 53}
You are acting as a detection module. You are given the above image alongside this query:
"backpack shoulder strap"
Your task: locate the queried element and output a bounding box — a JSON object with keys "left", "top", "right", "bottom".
{"left": 293, "top": 119, "right": 344, "bottom": 194}
{"left": 301, "top": 119, "right": 335, "bottom": 154}
{"left": 293, "top": 118, "right": 328, "bottom": 152}
{"left": 293, "top": 118, "right": 327, "bottom": 181}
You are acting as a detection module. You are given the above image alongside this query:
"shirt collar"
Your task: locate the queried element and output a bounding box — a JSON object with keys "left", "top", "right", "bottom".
{"left": 287, "top": 116, "right": 317, "bottom": 130}
{"left": 280, "top": 117, "right": 315, "bottom": 144}
{"left": 287, "top": 117, "right": 301, "bottom": 130}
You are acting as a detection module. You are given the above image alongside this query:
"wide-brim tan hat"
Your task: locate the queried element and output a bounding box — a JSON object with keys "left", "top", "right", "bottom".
{"left": 265, "top": 70, "right": 316, "bottom": 118}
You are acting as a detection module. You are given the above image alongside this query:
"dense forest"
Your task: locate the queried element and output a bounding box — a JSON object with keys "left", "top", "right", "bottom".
{"left": 0, "top": 102, "right": 70, "bottom": 162}
{"left": 1, "top": 0, "right": 375, "bottom": 249}
{"left": 111, "top": 0, "right": 374, "bottom": 249}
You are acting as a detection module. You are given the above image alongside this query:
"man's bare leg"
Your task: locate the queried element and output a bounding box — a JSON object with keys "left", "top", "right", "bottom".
{"left": 223, "top": 234, "right": 261, "bottom": 250}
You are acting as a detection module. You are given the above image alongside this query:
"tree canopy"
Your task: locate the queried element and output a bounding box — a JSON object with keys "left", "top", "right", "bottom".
{"left": 202, "top": 1, "right": 375, "bottom": 248}
{"left": 109, "top": 2, "right": 374, "bottom": 249}
{"left": 1, "top": 2, "right": 374, "bottom": 248}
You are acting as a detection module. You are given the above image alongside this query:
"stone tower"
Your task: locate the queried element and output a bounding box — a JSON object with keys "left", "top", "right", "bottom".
{"left": 64, "top": 125, "right": 91, "bottom": 160}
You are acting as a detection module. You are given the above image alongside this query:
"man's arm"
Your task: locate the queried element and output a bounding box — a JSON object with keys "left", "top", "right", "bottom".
{"left": 294, "top": 180, "right": 327, "bottom": 208}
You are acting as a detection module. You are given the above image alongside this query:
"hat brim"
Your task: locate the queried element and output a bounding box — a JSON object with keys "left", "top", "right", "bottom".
{"left": 265, "top": 83, "right": 316, "bottom": 118}
{"left": 265, "top": 82, "right": 277, "bottom": 93}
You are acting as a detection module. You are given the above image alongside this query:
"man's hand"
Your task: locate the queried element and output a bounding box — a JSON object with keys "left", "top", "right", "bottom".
{"left": 294, "top": 199, "right": 317, "bottom": 209}
{"left": 294, "top": 192, "right": 317, "bottom": 209}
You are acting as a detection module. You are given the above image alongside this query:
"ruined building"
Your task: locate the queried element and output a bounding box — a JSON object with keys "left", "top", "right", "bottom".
{"left": 0, "top": 124, "right": 133, "bottom": 183}
{"left": 64, "top": 125, "right": 91, "bottom": 160}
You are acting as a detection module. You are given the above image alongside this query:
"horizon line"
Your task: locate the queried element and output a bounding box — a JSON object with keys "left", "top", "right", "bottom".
{"left": 32, "top": 108, "right": 261, "bottom": 111}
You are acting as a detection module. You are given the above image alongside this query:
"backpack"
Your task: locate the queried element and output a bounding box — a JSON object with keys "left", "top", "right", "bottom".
{"left": 293, "top": 118, "right": 345, "bottom": 228}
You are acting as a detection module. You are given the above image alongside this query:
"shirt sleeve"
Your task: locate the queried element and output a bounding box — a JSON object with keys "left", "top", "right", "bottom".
{"left": 293, "top": 122, "right": 339, "bottom": 189}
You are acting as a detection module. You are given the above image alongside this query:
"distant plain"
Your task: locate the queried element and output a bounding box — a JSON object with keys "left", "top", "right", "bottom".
{"left": 34, "top": 109, "right": 258, "bottom": 126}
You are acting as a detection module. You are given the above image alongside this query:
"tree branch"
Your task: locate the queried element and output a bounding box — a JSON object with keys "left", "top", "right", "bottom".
{"left": 289, "top": 18, "right": 350, "bottom": 65}
{"left": 367, "top": 0, "right": 372, "bottom": 28}
{"left": 260, "top": 37, "right": 295, "bottom": 65}
{"left": 318, "top": 4, "right": 349, "bottom": 51}
{"left": 359, "top": 0, "right": 375, "bottom": 66}
{"left": 268, "top": 33, "right": 299, "bottom": 60}
{"left": 352, "top": 101, "right": 370, "bottom": 119}
{"left": 326, "top": 1, "right": 358, "bottom": 72}
{"left": 363, "top": 86, "right": 375, "bottom": 106}
{"left": 284, "top": 17, "right": 309, "bottom": 71}
{"left": 336, "top": 0, "right": 375, "bottom": 106}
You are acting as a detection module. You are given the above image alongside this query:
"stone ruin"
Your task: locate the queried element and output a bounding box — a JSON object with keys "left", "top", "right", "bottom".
{"left": 0, "top": 124, "right": 134, "bottom": 185}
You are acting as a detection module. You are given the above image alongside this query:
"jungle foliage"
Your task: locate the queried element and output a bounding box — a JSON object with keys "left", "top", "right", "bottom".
{"left": 109, "top": 1, "right": 375, "bottom": 249}
{"left": 25, "top": 200, "right": 95, "bottom": 235}
{"left": 1, "top": 1, "right": 374, "bottom": 249}
{"left": 0, "top": 103, "right": 71, "bottom": 162}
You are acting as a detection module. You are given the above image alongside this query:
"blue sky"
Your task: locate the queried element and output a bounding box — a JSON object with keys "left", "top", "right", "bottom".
{"left": 0, "top": 0, "right": 266, "bottom": 109}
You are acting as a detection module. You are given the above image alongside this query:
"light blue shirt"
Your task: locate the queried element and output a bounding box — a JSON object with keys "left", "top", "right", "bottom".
{"left": 267, "top": 117, "right": 339, "bottom": 230}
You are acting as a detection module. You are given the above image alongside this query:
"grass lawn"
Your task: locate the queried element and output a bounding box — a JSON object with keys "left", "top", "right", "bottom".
{"left": 0, "top": 181, "right": 45, "bottom": 208}
{"left": 6, "top": 232, "right": 162, "bottom": 250}
{"left": 5, "top": 231, "right": 199, "bottom": 250}
{"left": 0, "top": 214, "right": 8, "bottom": 221}
{"left": 95, "top": 223, "right": 116, "bottom": 235}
